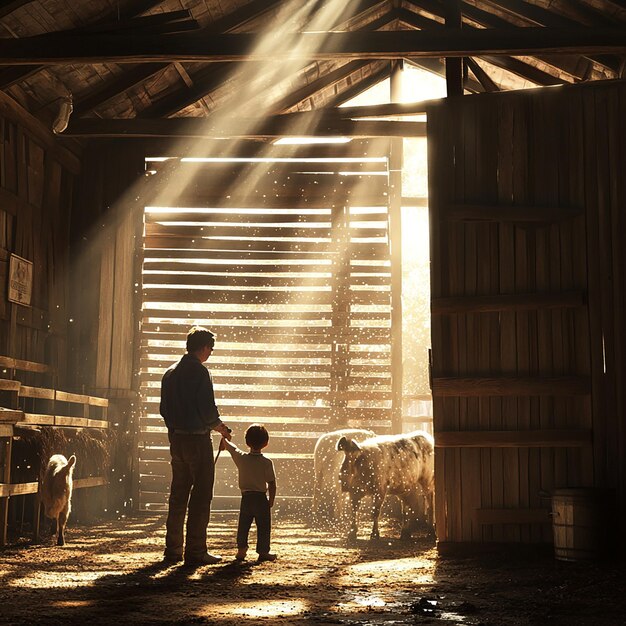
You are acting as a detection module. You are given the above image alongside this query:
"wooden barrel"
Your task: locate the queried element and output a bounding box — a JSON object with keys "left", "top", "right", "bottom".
{"left": 551, "top": 488, "right": 612, "bottom": 561}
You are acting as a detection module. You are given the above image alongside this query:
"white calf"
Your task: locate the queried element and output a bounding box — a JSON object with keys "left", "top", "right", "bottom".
{"left": 41, "top": 454, "right": 76, "bottom": 546}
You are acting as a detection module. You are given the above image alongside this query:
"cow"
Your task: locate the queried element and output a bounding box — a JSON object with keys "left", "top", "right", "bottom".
{"left": 40, "top": 454, "right": 76, "bottom": 546}
{"left": 312, "top": 428, "right": 375, "bottom": 526}
{"left": 337, "top": 431, "right": 434, "bottom": 541}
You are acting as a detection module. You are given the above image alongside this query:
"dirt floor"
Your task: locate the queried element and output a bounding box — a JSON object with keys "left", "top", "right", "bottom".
{"left": 1, "top": 513, "right": 625, "bottom": 626}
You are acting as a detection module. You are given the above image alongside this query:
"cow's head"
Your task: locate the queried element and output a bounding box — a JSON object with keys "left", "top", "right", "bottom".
{"left": 337, "top": 436, "right": 371, "bottom": 494}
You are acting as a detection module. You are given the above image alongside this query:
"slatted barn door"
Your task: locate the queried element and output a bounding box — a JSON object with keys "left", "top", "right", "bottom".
{"left": 138, "top": 142, "right": 393, "bottom": 512}
{"left": 428, "top": 91, "right": 594, "bottom": 547}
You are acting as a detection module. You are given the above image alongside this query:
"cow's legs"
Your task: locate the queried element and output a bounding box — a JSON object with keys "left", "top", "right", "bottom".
{"left": 424, "top": 490, "right": 434, "bottom": 528}
{"left": 370, "top": 492, "right": 384, "bottom": 540}
{"left": 347, "top": 495, "right": 360, "bottom": 541}
{"left": 400, "top": 494, "right": 420, "bottom": 539}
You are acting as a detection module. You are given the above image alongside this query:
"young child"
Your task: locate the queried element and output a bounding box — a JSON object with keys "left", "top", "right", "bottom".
{"left": 219, "top": 424, "right": 277, "bottom": 562}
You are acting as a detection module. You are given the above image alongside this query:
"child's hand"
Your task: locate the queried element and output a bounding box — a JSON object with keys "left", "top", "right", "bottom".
{"left": 219, "top": 437, "right": 227, "bottom": 451}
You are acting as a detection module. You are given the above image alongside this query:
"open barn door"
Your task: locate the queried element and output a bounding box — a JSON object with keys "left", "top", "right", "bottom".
{"left": 427, "top": 91, "right": 595, "bottom": 548}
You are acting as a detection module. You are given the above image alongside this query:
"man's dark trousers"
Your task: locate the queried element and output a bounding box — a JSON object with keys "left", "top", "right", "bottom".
{"left": 165, "top": 432, "right": 215, "bottom": 560}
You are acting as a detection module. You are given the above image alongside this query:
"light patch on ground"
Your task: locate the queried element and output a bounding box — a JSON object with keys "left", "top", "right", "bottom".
{"left": 216, "top": 599, "right": 308, "bottom": 618}
{"left": 8, "top": 570, "right": 123, "bottom": 589}
{"left": 339, "top": 554, "right": 436, "bottom": 586}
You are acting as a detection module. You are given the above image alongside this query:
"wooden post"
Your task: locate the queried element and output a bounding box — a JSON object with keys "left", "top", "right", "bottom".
{"left": 389, "top": 61, "right": 403, "bottom": 433}
{"left": 0, "top": 433, "right": 13, "bottom": 546}
{"left": 445, "top": 0, "right": 463, "bottom": 97}
{"left": 330, "top": 199, "right": 350, "bottom": 430}
{"left": 32, "top": 496, "right": 41, "bottom": 543}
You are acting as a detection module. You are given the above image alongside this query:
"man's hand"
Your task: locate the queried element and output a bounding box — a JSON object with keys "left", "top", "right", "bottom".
{"left": 215, "top": 423, "right": 232, "bottom": 440}
{"left": 219, "top": 437, "right": 227, "bottom": 451}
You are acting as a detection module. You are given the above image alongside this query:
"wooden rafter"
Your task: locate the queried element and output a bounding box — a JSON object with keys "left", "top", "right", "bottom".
{"left": 324, "top": 63, "right": 392, "bottom": 108}
{"left": 405, "top": 0, "right": 618, "bottom": 80}
{"left": 465, "top": 56, "right": 499, "bottom": 92}
{"left": 1, "top": 29, "right": 626, "bottom": 65}
{"left": 460, "top": 0, "right": 620, "bottom": 74}
{"left": 73, "top": 0, "right": 391, "bottom": 120}
{"left": 267, "top": 10, "right": 397, "bottom": 114}
{"left": 0, "top": 0, "right": 168, "bottom": 90}
{"left": 396, "top": 6, "right": 564, "bottom": 87}
{"left": 403, "top": 56, "right": 484, "bottom": 92}
{"left": 62, "top": 116, "right": 426, "bottom": 139}
{"left": 73, "top": 64, "right": 167, "bottom": 116}
{"left": 72, "top": 1, "right": 279, "bottom": 118}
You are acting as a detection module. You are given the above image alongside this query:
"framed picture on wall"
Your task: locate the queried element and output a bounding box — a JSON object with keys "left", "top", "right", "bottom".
{"left": 8, "top": 254, "right": 33, "bottom": 306}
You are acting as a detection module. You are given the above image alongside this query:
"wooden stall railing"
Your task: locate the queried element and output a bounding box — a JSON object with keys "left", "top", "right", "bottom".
{"left": 0, "top": 355, "right": 110, "bottom": 545}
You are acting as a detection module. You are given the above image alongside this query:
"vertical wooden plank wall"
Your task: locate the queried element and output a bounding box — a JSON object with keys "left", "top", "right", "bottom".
{"left": 428, "top": 80, "right": 626, "bottom": 548}
{"left": 70, "top": 141, "right": 145, "bottom": 395}
{"left": 583, "top": 83, "right": 626, "bottom": 518}
{"left": 0, "top": 92, "right": 79, "bottom": 378}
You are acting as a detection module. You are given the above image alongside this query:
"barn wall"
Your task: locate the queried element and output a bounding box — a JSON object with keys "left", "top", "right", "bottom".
{"left": 0, "top": 91, "right": 80, "bottom": 383}
{"left": 428, "top": 80, "right": 626, "bottom": 548}
{"left": 69, "top": 140, "right": 145, "bottom": 396}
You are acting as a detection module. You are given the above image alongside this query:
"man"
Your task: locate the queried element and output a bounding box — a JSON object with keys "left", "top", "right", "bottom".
{"left": 160, "top": 326, "right": 232, "bottom": 565}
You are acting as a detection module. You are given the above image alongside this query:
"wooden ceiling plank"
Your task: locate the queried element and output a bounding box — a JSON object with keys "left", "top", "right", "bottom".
{"left": 322, "top": 64, "right": 391, "bottom": 107}
{"left": 0, "top": 65, "right": 39, "bottom": 90}
{"left": 140, "top": 63, "right": 233, "bottom": 118}
{"left": 68, "top": 10, "right": 195, "bottom": 35}
{"left": 73, "top": 63, "right": 168, "bottom": 116}
{"left": 2, "top": 29, "right": 626, "bottom": 65}
{"left": 271, "top": 60, "right": 375, "bottom": 114}
{"left": 0, "top": 0, "right": 169, "bottom": 92}
{"left": 0, "top": 0, "right": 32, "bottom": 20}
{"left": 202, "top": 0, "right": 284, "bottom": 33}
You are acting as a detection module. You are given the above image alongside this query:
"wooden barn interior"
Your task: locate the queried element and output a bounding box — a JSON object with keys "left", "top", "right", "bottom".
{"left": 1, "top": 0, "right": 626, "bottom": 584}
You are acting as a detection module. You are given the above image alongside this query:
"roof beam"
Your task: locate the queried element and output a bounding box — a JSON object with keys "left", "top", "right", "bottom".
{"left": 396, "top": 7, "right": 562, "bottom": 86}
{"left": 406, "top": 0, "right": 616, "bottom": 80}
{"left": 74, "top": 0, "right": 390, "bottom": 120}
{"left": 73, "top": 1, "right": 281, "bottom": 117}
{"left": 464, "top": 0, "right": 620, "bottom": 73}
{"left": 62, "top": 117, "right": 426, "bottom": 139}
{"left": 0, "top": 0, "right": 167, "bottom": 89}
{"left": 1, "top": 29, "right": 625, "bottom": 65}
{"left": 133, "top": 2, "right": 394, "bottom": 118}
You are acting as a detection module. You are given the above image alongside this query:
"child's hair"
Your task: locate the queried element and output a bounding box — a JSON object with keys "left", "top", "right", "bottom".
{"left": 245, "top": 424, "right": 269, "bottom": 449}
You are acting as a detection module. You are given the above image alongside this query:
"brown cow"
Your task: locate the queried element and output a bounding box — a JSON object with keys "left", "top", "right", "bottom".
{"left": 337, "top": 431, "right": 434, "bottom": 540}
